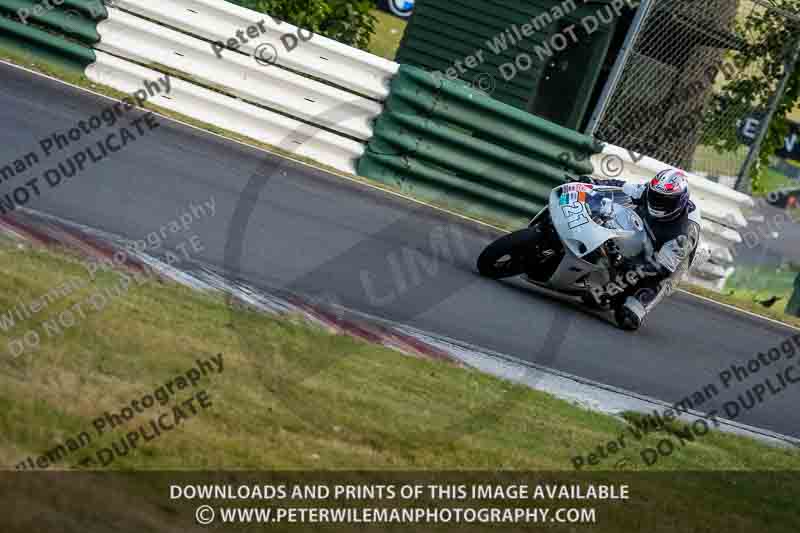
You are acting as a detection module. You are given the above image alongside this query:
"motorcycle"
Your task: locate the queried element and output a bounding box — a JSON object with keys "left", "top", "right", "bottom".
{"left": 477, "top": 181, "right": 658, "bottom": 331}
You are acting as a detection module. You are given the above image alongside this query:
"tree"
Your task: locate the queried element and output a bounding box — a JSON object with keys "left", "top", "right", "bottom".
{"left": 704, "top": 0, "right": 800, "bottom": 192}
{"left": 232, "top": 0, "right": 377, "bottom": 51}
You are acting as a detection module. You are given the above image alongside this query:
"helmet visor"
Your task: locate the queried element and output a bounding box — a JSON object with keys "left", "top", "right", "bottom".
{"left": 647, "top": 189, "right": 682, "bottom": 218}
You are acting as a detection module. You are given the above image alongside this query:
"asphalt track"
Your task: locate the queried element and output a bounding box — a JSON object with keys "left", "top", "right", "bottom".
{"left": 2, "top": 62, "right": 800, "bottom": 438}
{"left": 737, "top": 201, "right": 800, "bottom": 267}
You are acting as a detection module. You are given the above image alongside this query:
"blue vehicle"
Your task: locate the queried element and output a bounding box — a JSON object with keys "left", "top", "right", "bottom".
{"left": 378, "top": 0, "right": 414, "bottom": 19}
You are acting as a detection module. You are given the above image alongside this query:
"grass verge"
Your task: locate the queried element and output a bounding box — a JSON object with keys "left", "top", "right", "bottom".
{"left": 682, "top": 282, "right": 800, "bottom": 329}
{"left": 1, "top": 232, "right": 800, "bottom": 530}
{"left": 368, "top": 9, "right": 407, "bottom": 61}
{"left": 685, "top": 266, "right": 800, "bottom": 328}
{"left": 726, "top": 265, "right": 798, "bottom": 297}
{"left": 758, "top": 167, "right": 799, "bottom": 195}
{"left": 1, "top": 235, "right": 799, "bottom": 471}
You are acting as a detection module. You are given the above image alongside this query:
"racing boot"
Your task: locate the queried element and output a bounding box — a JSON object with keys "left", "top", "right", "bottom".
{"left": 614, "top": 281, "right": 671, "bottom": 331}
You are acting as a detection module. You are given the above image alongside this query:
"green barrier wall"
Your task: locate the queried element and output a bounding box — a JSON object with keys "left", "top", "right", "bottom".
{"left": 357, "top": 65, "right": 603, "bottom": 226}
{"left": 58, "top": 0, "right": 107, "bottom": 18}
{"left": 0, "top": 0, "right": 105, "bottom": 44}
{"left": 0, "top": 0, "right": 107, "bottom": 20}
{"left": 0, "top": 14, "right": 95, "bottom": 72}
{"left": 788, "top": 274, "right": 800, "bottom": 318}
{"left": 396, "top": 0, "right": 627, "bottom": 131}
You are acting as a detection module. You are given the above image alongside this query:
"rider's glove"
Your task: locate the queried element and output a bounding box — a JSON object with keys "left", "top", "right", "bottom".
{"left": 600, "top": 198, "right": 614, "bottom": 217}
{"left": 622, "top": 182, "right": 645, "bottom": 200}
{"left": 654, "top": 236, "right": 694, "bottom": 273}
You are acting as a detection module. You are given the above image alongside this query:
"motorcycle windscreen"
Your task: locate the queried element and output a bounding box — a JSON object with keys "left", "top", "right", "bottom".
{"left": 549, "top": 184, "right": 634, "bottom": 258}
{"left": 609, "top": 203, "right": 649, "bottom": 259}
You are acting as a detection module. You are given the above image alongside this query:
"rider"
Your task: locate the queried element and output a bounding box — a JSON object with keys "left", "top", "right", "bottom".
{"left": 578, "top": 169, "right": 703, "bottom": 329}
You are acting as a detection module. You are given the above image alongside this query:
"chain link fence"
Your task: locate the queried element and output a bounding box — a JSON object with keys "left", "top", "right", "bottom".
{"left": 588, "top": 0, "right": 800, "bottom": 186}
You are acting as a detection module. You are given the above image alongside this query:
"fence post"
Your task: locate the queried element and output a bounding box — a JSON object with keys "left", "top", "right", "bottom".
{"left": 585, "top": 0, "right": 656, "bottom": 137}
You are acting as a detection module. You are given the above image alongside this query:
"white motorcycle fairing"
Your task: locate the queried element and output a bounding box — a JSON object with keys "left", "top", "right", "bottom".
{"left": 534, "top": 184, "right": 653, "bottom": 293}
{"left": 477, "top": 182, "right": 707, "bottom": 330}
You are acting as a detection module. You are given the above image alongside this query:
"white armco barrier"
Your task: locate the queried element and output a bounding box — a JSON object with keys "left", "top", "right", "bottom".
{"left": 86, "top": 51, "right": 364, "bottom": 174}
{"left": 97, "top": 8, "right": 382, "bottom": 141}
{"left": 596, "top": 145, "right": 754, "bottom": 229}
{"left": 112, "top": 0, "right": 399, "bottom": 100}
{"left": 591, "top": 144, "right": 755, "bottom": 291}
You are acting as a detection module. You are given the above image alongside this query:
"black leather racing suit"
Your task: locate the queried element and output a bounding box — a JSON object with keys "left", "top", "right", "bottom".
{"left": 602, "top": 179, "right": 702, "bottom": 326}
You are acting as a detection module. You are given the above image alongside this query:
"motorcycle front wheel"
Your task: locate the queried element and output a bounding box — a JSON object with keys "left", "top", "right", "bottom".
{"left": 477, "top": 225, "right": 557, "bottom": 280}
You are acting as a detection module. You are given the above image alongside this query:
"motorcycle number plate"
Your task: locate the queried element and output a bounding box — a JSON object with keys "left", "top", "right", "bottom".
{"left": 561, "top": 202, "right": 590, "bottom": 230}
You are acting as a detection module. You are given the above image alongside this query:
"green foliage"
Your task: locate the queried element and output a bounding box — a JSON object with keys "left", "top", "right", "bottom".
{"left": 704, "top": 2, "right": 800, "bottom": 193}
{"left": 232, "top": 0, "right": 377, "bottom": 50}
